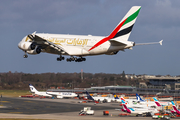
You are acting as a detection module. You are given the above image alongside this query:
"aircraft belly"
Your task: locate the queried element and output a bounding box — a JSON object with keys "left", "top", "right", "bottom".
{"left": 64, "top": 46, "right": 90, "bottom": 56}
{"left": 44, "top": 47, "right": 60, "bottom": 55}
{"left": 108, "top": 45, "right": 125, "bottom": 52}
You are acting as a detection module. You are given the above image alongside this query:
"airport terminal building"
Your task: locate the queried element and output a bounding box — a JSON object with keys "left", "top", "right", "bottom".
{"left": 48, "top": 76, "right": 180, "bottom": 96}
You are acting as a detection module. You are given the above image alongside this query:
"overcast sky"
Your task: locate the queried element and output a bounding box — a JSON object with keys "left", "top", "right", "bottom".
{"left": 1, "top": 0, "right": 180, "bottom": 76}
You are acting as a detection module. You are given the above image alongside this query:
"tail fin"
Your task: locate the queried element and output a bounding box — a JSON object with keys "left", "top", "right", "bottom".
{"left": 120, "top": 96, "right": 126, "bottom": 102}
{"left": 122, "top": 104, "right": 132, "bottom": 113}
{"left": 171, "top": 101, "right": 180, "bottom": 114}
{"left": 121, "top": 99, "right": 132, "bottom": 113}
{"left": 85, "top": 91, "right": 94, "bottom": 101}
{"left": 113, "top": 93, "right": 119, "bottom": 99}
{"left": 110, "top": 6, "right": 141, "bottom": 41}
{"left": 29, "top": 84, "right": 39, "bottom": 93}
{"left": 121, "top": 98, "right": 128, "bottom": 105}
{"left": 88, "top": 6, "right": 141, "bottom": 51}
{"left": 153, "top": 97, "right": 161, "bottom": 107}
{"left": 136, "top": 93, "right": 145, "bottom": 102}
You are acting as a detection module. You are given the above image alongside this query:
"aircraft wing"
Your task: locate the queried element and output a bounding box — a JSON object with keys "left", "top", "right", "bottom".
{"left": 27, "top": 32, "right": 69, "bottom": 55}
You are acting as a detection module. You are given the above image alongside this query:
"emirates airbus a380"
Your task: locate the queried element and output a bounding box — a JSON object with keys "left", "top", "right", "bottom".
{"left": 18, "top": 6, "right": 162, "bottom": 62}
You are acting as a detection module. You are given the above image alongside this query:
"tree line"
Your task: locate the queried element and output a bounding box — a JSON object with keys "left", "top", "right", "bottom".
{"left": 0, "top": 71, "right": 141, "bottom": 90}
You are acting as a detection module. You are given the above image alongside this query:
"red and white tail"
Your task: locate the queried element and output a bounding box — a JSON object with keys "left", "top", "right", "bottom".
{"left": 89, "top": 6, "right": 141, "bottom": 51}
{"left": 110, "top": 6, "right": 141, "bottom": 41}
{"left": 171, "top": 101, "right": 180, "bottom": 115}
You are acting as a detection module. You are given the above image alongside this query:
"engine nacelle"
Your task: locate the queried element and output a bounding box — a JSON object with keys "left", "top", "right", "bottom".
{"left": 27, "top": 46, "right": 41, "bottom": 54}
{"left": 19, "top": 42, "right": 36, "bottom": 51}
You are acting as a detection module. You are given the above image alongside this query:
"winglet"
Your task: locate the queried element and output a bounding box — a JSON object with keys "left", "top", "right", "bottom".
{"left": 159, "top": 40, "right": 163, "bottom": 45}
{"left": 32, "top": 31, "right": 36, "bottom": 37}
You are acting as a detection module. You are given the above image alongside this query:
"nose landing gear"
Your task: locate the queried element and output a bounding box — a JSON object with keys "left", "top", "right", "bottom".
{"left": 23, "top": 51, "right": 28, "bottom": 58}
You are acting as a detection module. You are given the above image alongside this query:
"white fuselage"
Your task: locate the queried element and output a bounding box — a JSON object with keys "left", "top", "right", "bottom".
{"left": 34, "top": 91, "right": 52, "bottom": 97}
{"left": 130, "top": 106, "right": 158, "bottom": 115}
{"left": 18, "top": 33, "right": 133, "bottom": 56}
{"left": 46, "top": 92, "right": 77, "bottom": 98}
{"left": 92, "top": 96, "right": 114, "bottom": 102}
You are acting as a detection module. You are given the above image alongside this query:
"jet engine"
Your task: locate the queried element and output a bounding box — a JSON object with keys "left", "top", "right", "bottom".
{"left": 27, "top": 46, "right": 42, "bottom": 54}
{"left": 20, "top": 42, "right": 36, "bottom": 51}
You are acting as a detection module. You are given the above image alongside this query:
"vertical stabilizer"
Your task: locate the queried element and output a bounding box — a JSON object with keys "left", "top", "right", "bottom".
{"left": 29, "top": 84, "right": 39, "bottom": 94}
{"left": 136, "top": 93, "right": 145, "bottom": 102}
{"left": 110, "top": 6, "right": 141, "bottom": 41}
{"left": 171, "top": 101, "right": 180, "bottom": 114}
{"left": 113, "top": 93, "right": 119, "bottom": 99}
{"left": 122, "top": 104, "right": 132, "bottom": 113}
{"left": 88, "top": 6, "right": 141, "bottom": 51}
{"left": 85, "top": 91, "right": 94, "bottom": 101}
{"left": 153, "top": 97, "right": 161, "bottom": 107}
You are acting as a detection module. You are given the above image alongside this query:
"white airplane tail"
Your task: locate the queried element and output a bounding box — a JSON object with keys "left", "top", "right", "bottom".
{"left": 29, "top": 84, "right": 39, "bottom": 93}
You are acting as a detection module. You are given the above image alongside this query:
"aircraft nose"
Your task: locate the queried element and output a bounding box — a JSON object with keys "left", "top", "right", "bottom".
{"left": 18, "top": 42, "right": 21, "bottom": 49}
{"left": 18, "top": 41, "right": 22, "bottom": 49}
{"left": 18, "top": 36, "right": 27, "bottom": 49}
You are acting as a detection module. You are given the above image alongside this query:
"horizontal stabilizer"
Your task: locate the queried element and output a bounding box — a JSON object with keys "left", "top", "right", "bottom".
{"left": 135, "top": 40, "right": 163, "bottom": 46}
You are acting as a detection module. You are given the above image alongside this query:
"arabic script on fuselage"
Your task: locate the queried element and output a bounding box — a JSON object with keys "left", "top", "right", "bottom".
{"left": 47, "top": 38, "right": 88, "bottom": 46}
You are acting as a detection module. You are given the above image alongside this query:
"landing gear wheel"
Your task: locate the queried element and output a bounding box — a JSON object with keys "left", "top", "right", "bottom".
{"left": 61, "top": 57, "right": 65, "bottom": 60}
{"left": 57, "top": 58, "right": 61, "bottom": 61}
{"left": 57, "top": 56, "right": 65, "bottom": 61}
{"left": 71, "top": 57, "right": 75, "bottom": 61}
{"left": 23, "top": 54, "right": 28, "bottom": 58}
{"left": 82, "top": 58, "right": 86, "bottom": 61}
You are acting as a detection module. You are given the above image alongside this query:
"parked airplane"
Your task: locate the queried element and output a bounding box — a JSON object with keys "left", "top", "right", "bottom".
{"left": 113, "top": 93, "right": 140, "bottom": 103}
{"left": 29, "top": 84, "right": 52, "bottom": 97}
{"left": 121, "top": 96, "right": 156, "bottom": 108}
{"left": 135, "top": 94, "right": 158, "bottom": 106}
{"left": 118, "top": 93, "right": 148, "bottom": 104}
{"left": 85, "top": 91, "right": 113, "bottom": 103}
{"left": 18, "top": 6, "right": 162, "bottom": 62}
{"left": 121, "top": 99, "right": 158, "bottom": 116}
{"left": 46, "top": 91, "right": 77, "bottom": 98}
{"left": 153, "top": 97, "right": 171, "bottom": 106}
{"left": 171, "top": 101, "right": 180, "bottom": 115}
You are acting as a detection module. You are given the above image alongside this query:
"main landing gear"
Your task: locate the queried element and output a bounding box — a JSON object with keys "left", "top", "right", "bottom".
{"left": 66, "top": 57, "right": 86, "bottom": 62}
{"left": 57, "top": 56, "right": 86, "bottom": 62}
{"left": 23, "top": 51, "right": 28, "bottom": 58}
{"left": 57, "top": 55, "right": 65, "bottom": 61}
